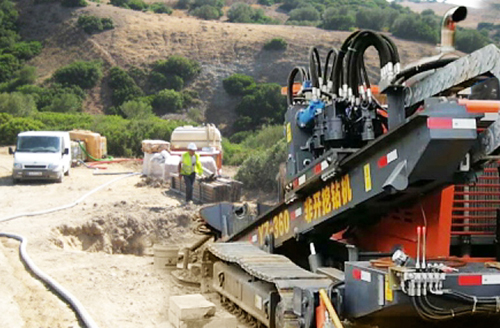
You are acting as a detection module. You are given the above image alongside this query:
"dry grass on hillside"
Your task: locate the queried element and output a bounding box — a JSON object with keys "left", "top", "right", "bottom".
{"left": 17, "top": 1, "right": 438, "bottom": 124}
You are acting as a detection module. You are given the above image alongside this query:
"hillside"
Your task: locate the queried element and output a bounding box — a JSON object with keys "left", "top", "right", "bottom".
{"left": 400, "top": 0, "right": 500, "bottom": 28}
{"left": 18, "top": 1, "right": 440, "bottom": 131}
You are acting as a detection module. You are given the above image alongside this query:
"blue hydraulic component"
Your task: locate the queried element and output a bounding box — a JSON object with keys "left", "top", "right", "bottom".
{"left": 296, "top": 99, "right": 325, "bottom": 129}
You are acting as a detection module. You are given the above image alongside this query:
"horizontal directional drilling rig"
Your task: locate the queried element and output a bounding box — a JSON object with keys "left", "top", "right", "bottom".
{"left": 198, "top": 6, "right": 500, "bottom": 328}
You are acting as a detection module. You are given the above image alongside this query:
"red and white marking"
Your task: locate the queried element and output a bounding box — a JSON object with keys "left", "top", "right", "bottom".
{"left": 353, "top": 269, "right": 372, "bottom": 282}
{"left": 458, "top": 274, "right": 500, "bottom": 286}
{"left": 290, "top": 207, "right": 302, "bottom": 221}
{"left": 314, "top": 160, "right": 329, "bottom": 174}
{"left": 378, "top": 149, "right": 398, "bottom": 168}
{"left": 427, "top": 117, "right": 476, "bottom": 130}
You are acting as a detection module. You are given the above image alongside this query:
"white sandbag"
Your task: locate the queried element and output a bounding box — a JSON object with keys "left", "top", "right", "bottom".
{"left": 164, "top": 155, "right": 181, "bottom": 179}
{"left": 143, "top": 152, "right": 154, "bottom": 175}
{"left": 149, "top": 153, "right": 166, "bottom": 179}
{"left": 200, "top": 156, "right": 217, "bottom": 175}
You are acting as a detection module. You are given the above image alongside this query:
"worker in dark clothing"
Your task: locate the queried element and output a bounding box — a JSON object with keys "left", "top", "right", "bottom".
{"left": 178, "top": 143, "right": 203, "bottom": 204}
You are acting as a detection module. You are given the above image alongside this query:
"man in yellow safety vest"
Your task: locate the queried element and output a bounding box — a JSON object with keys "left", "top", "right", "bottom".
{"left": 178, "top": 142, "right": 203, "bottom": 204}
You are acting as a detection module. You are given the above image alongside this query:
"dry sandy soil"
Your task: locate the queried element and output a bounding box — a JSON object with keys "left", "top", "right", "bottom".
{"left": 0, "top": 146, "right": 225, "bottom": 328}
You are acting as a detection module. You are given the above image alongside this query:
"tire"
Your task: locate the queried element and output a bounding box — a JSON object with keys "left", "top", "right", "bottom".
{"left": 12, "top": 178, "right": 19, "bottom": 185}
{"left": 64, "top": 168, "right": 70, "bottom": 176}
{"left": 57, "top": 170, "right": 63, "bottom": 183}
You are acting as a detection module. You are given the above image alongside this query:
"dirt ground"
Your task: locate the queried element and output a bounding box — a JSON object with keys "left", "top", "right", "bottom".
{"left": 0, "top": 146, "right": 226, "bottom": 328}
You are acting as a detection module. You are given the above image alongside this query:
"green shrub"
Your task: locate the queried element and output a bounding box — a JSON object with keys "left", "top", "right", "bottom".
{"left": 258, "top": 0, "right": 274, "bottom": 6}
{"left": 176, "top": 0, "right": 191, "bottom": 9}
{"left": 101, "top": 18, "right": 114, "bottom": 30}
{"left": 235, "top": 83, "right": 286, "bottom": 129}
{"left": 0, "top": 92, "right": 37, "bottom": 116}
{"left": 289, "top": 6, "right": 320, "bottom": 22}
{"left": 150, "top": 2, "right": 173, "bottom": 14}
{"left": 120, "top": 100, "right": 153, "bottom": 118}
{"left": 110, "top": 0, "right": 147, "bottom": 10}
{"left": 227, "top": 3, "right": 276, "bottom": 24}
{"left": 240, "top": 124, "right": 283, "bottom": 149}
{"left": 263, "top": 38, "right": 287, "bottom": 51}
{"left": 221, "top": 138, "right": 248, "bottom": 165}
{"left": 19, "top": 83, "right": 86, "bottom": 111}
{"left": 1, "top": 66, "right": 37, "bottom": 92}
{"left": 181, "top": 89, "right": 200, "bottom": 106}
{"left": 355, "top": 8, "right": 386, "bottom": 31}
{"left": 192, "top": 0, "right": 224, "bottom": 9}
{"left": 280, "top": 0, "right": 303, "bottom": 11}
{"left": 456, "top": 28, "right": 490, "bottom": 53}
{"left": 0, "top": 54, "right": 20, "bottom": 83}
{"left": 235, "top": 139, "right": 286, "bottom": 191}
{"left": 45, "top": 93, "right": 82, "bottom": 113}
{"left": 0, "top": 117, "right": 45, "bottom": 145}
{"left": 321, "top": 7, "right": 355, "bottom": 31}
{"left": 78, "top": 15, "right": 114, "bottom": 34}
{"left": 152, "top": 89, "right": 184, "bottom": 114}
{"left": 53, "top": 61, "right": 103, "bottom": 89}
{"left": 5, "top": 41, "right": 43, "bottom": 61}
{"left": 61, "top": 0, "right": 88, "bottom": 7}
{"left": 128, "top": 0, "right": 148, "bottom": 10}
{"left": 108, "top": 66, "right": 143, "bottom": 106}
{"left": 152, "top": 56, "right": 201, "bottom": 81}
{"left": 149, "top": 71, "right": 184, "bottom": 92}
{"left": 390, "top": 13, "right": 438, "bottom": 44}
{"left": 223, "top": 74, "right": 255, "bottom": 96}
{"left": 0, "top": 112, "right": 13, "bottom": 125}
{"left": 191, "top": 5, "right": 222, "bottom": 20}
{"left": 33, "top": 112, "right": 92, "bottom": 131}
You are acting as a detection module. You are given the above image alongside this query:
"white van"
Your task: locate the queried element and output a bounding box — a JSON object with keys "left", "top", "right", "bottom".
{"left": 9, "top": 131, "right": 71, "bottom": 183}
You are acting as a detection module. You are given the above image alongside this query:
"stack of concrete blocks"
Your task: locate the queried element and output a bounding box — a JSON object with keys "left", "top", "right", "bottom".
{"left": 169, "top": 294, "right": 237, "bottom": 328}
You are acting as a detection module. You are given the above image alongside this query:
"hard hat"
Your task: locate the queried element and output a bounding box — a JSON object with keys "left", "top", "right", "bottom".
{"left": 187, "top": 143, "right": 197, "bottom": 151}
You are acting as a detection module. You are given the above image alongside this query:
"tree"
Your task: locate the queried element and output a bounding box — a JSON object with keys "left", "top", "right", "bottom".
{"left": 150, "top": 3, "right": 173, "bottom": 14}
{"left": 61, "top": 0, "right": 88, "bottom": 7}
{"left": 0, "top": 92, "right": 37, "bottom": 116}
{"left": 0, "top": 54, "right": 20, "bottom": 83}
{"left": 152, "top": 56, "right": 200, "bottom": 81}
{"left": 322, "top": 7, "right": 355, "bottom": 31}
{"left": 289, "top": 7, "right": 320, "bottom": 22}
{"left": 456, "top": 28, "right": 490, "bottom": 53}
{"left": 108, "top": 67, "right": 143, "bottom": 106}
{"left": 235, "top": 83, "right": 286, "bottom": 128}
{"left": 0, "top": 117, "right": 45, "bottom": 145}
{"left": 46, "top": 93, "right": 82, "bottom": 113}
{"left": 120, "top": 100, "right": 153, "bottom": 119}
{"left": 53, "top": 61, "right": 103, "bottom": 89}
{"left": 191, "top": 5, "right": 222, "bottom": 20}
{"left": 223, "top": 74, "right": 255, "bottom": 96}
{"left": 152, "top": 89, "right": 184, "bottom": 115}
{"left": 355, "top": 8, "right": 386, "bottom": 31}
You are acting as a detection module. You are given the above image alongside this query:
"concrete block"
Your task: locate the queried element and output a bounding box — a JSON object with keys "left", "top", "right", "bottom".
{"left": 169, "top": 310, "right": 237, "bottom": 328}
{"left": 169, "top": 294, "right": 216, "bottom": 320}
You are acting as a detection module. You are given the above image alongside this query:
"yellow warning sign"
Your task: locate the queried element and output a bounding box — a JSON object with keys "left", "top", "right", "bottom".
{"left": 385, "top": 275, "right": 393, "bottom": 303}
{"left": 286, "top": 123, "right": 292, "bottom": 143}
{"left": 364, "top": 163, "right": 372, "bottom": 192}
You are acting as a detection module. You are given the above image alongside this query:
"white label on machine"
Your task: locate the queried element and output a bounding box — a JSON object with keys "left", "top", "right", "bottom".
{"left": 386, "top": 149, "right": 398, "bottom": 164}
{"left": 321, "top": 160, "right": 329, "bottom": 171}
{"left": 452, "top": 119, "right": 476, "bottom": 129}
{"left": 298, "top": 175, "right": 306, "bottom": 186}
{"left": 251, "top": 235, "right": 258, "bottom": 243}
{"left": 482, "top": 275, "right": 500, "bottom": 285}
{"left": 255, "top": 295, "right": 263, "bottom": 310}
{"left": 361, "top": 271, "right": 372, "bottom": 283}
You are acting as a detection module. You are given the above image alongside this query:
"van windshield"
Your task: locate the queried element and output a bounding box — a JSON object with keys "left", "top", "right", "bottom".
{"left": 17, "top": 136, "right": 61, "bottom": 153}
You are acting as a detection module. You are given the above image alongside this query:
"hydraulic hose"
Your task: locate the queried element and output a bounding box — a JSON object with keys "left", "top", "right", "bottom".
{"left": 309, "top": 47, "right": 322, "bottom": 89}
{"left": 0, "top": 232, "right": 100, "bottom": 328}
{"left": 0, "top": 172, "right": 140, "bottom": 328}
{"left": 392, "top": 58, "right": 457, "bottom": 84}
{"left": 287, "top": 66, "right": 308, "bottom": 105}
{"left": 0, "top": 172, "right": 140, "bottom": 223}
{"left": 324, "top": 48, "right": 338, "bottom": 86}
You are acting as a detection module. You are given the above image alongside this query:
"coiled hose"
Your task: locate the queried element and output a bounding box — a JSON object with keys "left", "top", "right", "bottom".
{"left": 0, "top": 172, "right": 140, "bottom": 328}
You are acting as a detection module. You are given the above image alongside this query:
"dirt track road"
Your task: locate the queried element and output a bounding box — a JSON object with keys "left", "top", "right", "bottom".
{"left": 0, "top": 146, "right": 205, "bottom": 328}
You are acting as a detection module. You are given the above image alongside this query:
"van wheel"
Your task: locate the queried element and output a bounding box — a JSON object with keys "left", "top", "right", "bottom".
{"left": 57, "top": 171, "right": 63, "bottom": 183}
{"left": 64, "top": 168, "right": 70, "bottom": 176}
{"left": 12, "top": 178, "right": 19, "bottom": 185}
